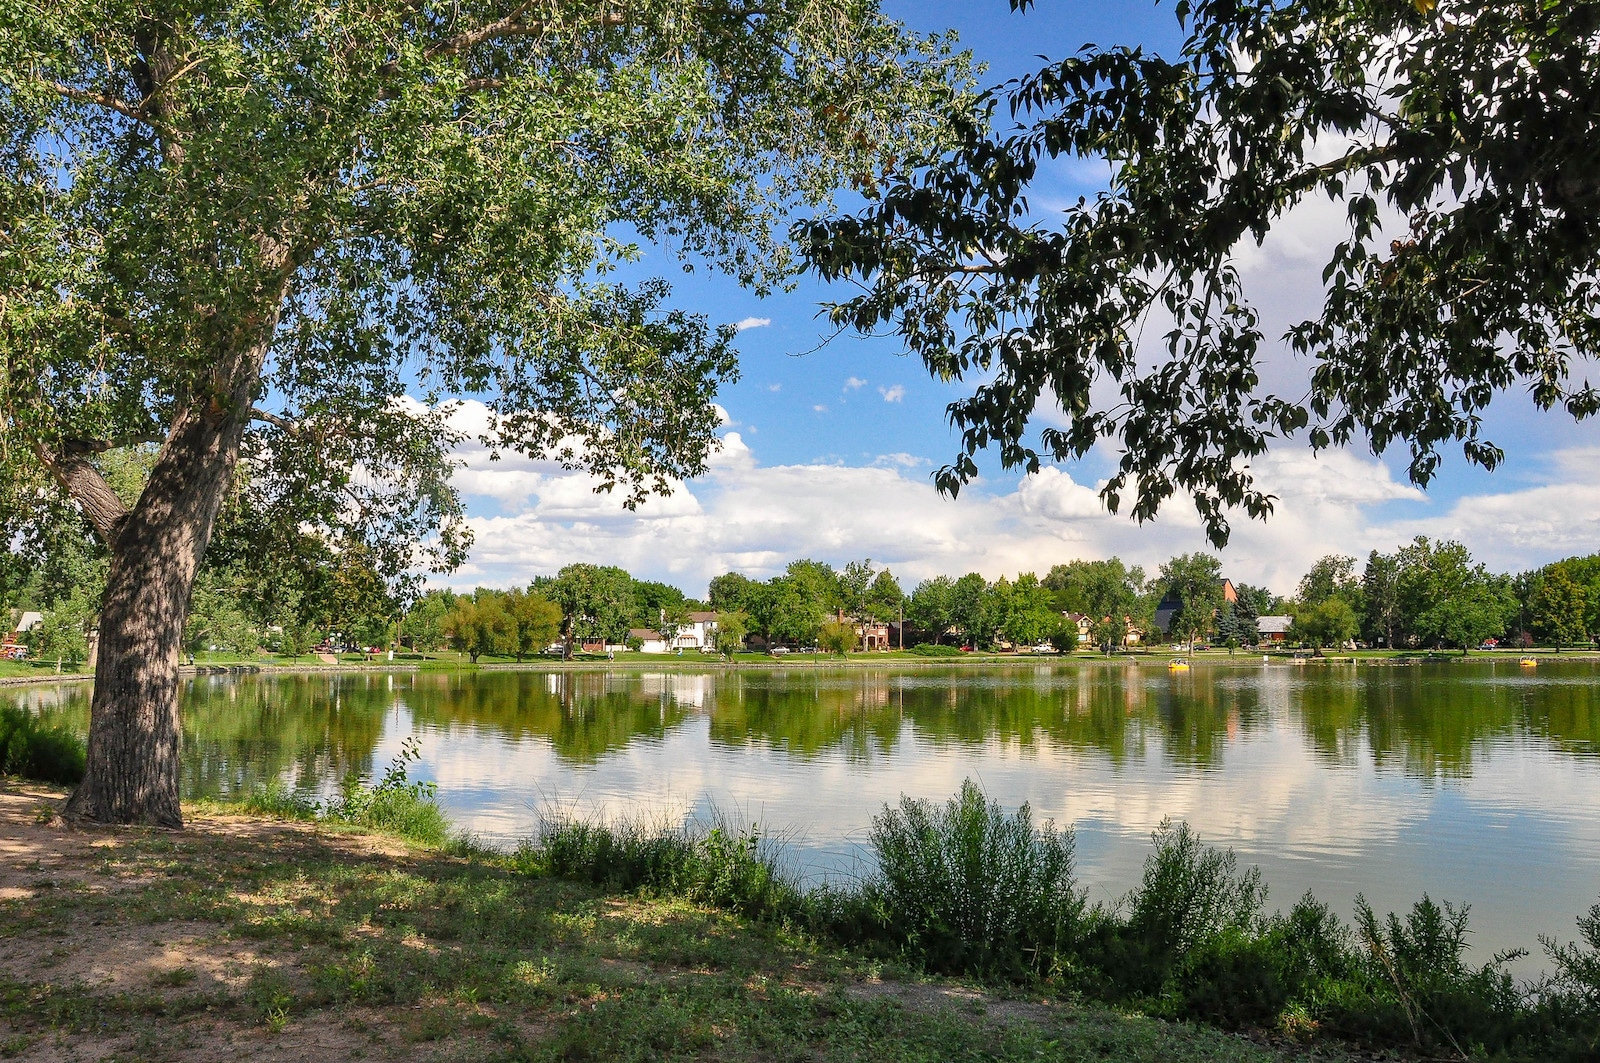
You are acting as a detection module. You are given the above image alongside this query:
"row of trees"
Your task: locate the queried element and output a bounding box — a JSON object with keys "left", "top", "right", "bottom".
{"left": 1291, "top": 541, "right": 1600, "bottom": 654}
{"left": 9, "top": 533, "right": 1600, "bottom": 667}
{"left": 407, "top": 566, "right": 729, "bottom": 661}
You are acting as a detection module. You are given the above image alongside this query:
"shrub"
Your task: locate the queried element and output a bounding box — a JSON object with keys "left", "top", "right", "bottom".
{"left": 1072, "top": 819, "right": 1267, "bottom": 1000}
{"left": 1536, "top": 902, "right": 1600, "bottom": 1061}
{"left": 0, "top": 706, "right": 86, "bottom": 785}
{"left": 1344, "top": 894, "right": 1525, "bottom": 1054}
{"left": 1177, "top": 925, "right": 1291, "bottom": 1028}
{"left": 1126, "top": 819, "right": 1265, "bottom": 959}
{"left": 867, "top": 779, "right": 1084, "bottom": 976}
{"left": 1545, "top": 901, "right": 1600, "bottom": 1005}
{"left": 907, "top": 643, "right": 961, "bottom": 657}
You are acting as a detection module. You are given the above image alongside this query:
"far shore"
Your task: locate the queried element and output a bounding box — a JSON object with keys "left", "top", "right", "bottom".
{"left": 5, "top": 645, "right": 1598, "bottom": 691}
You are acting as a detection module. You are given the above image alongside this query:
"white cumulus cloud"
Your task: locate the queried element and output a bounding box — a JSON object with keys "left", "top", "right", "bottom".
{"left": 879, "top": 384, "right": 906, "bottom": 403}
{"left": 733, "top": 316, "right": 771, "bottom": 332}
{"left": 437, "top": 401, "right": 1600, "bottom": 596}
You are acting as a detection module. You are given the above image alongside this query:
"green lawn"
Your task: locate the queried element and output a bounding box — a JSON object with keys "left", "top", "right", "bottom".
{"left": 0, "top": 659, "right": 87, "bottom": 680}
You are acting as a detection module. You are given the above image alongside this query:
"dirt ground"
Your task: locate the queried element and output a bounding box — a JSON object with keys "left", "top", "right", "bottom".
{"left": 0, "top": 785, "right": 510, "bottom": 1062}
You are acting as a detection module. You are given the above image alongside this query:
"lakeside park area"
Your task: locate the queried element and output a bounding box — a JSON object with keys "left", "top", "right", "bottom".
{"left": 6, "top": 0, "right": 1600, "bottom": 1059}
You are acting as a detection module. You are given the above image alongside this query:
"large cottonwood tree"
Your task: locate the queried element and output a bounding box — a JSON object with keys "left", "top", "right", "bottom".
{"left": 803, "top": 0, "right": 1600, "bottom": 544}
{"left": 0, "top": 1, "right": 960, "bottom": 825}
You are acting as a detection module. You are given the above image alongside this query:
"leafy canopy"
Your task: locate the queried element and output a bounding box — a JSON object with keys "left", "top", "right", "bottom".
{"left": 801, "top": 0, "right": 1600, "bottom": 545}
{"left": 0, "top": 0, "right": 964, "bottom": 579}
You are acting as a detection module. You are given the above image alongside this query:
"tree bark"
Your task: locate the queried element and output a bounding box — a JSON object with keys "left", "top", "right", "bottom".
{"left": 56, "top": 258, "right": 285, "bottom": 825}
{"left": 61, "top": 394, "right": 256, "bottom": 826}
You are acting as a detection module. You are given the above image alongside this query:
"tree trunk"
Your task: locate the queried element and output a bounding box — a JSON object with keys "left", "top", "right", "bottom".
{"left": 63, "top": 402, "right": 252, "bottom": 827}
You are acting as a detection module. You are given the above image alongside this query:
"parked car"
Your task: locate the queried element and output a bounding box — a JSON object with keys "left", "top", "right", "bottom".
{"left": 770, "top": 647, "right": 791, "bottom": 656}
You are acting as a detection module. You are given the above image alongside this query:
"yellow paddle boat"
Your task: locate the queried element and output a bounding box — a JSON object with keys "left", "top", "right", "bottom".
{"left": 1519, "top": 657, "right": 1538, "bottom": 668}
{"left": 1168, "top": 658, "right": 1190, "bottom": 672}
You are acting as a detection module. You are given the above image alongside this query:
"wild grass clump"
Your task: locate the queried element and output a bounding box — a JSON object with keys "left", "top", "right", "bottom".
{"left": 865, "top": 780, "right": 1084, "bottom": 976}
{"left": 323, "top": 737, "right": 450, "bottom": 846}
{"left": 0, "top": 705, "right": 86, "bottom": 785}
{"left": 233, "top": 779, "right": 319, "bottom": 820}
{"left": 532, "top": 811, "right": 800, "bottom": 920}
{"left": 232, "top": 738, "right": 449, "bottom": 847}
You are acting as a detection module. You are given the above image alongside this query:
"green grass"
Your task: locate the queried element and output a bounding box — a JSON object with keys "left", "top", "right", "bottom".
{"left": 0, "top": 658, "right": 89, "bottom": 679}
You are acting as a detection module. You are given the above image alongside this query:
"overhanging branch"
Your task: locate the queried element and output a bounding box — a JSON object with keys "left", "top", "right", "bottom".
{"left": 31, "top": 441, "right": 131, "bottom": 543}
{"left": 248, "top": 407, "right": 299, "bottom": 434}
{"left": 46, "top": 81, "right": 183, "bottom": 142}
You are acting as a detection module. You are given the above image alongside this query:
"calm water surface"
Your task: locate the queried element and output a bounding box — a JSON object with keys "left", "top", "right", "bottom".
{"left": 10, "top": 660, "right": 1600, "bottom": 969}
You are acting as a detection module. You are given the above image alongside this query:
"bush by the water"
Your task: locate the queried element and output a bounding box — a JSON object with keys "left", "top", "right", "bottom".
{"left": 867, "top": 780, "right": 1084, "bottom": 976}
{"left": 324, "top": 737, "right": 449, "bottom": 845}
{"left": 529, "top": 777, "right": 1600, "bottom": 1062}
{"left": 906, "top": 643, "right": 961, "bottom": 657}
{"left": 0, "top": 706, "right": 86, "bottom": 785}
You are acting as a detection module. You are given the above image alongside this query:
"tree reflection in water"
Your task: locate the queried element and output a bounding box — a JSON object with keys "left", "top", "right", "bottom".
{"left": 8, "top": 660, "right": 1598, "bottom": 800}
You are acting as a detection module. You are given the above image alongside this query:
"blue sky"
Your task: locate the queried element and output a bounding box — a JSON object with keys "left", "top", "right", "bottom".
{"left": 441, "top": 1, "right": 1600, "bottom": 597}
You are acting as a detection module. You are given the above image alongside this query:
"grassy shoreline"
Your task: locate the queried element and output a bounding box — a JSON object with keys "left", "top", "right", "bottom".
{"left": 8, "top": 762, "right": 1599, "bottom": 1062}
{"left": 0, "top": 780, "right": 1336, "bottom": 1063}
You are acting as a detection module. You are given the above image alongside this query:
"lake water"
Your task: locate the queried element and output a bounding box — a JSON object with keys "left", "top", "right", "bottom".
{"left": 10, "top": 659, "right": 1600, "bottom": 970}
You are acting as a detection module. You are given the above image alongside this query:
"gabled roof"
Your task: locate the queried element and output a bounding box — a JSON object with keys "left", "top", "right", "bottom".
{"left": 686, "top": 611, "right": 718, "bottom": 623}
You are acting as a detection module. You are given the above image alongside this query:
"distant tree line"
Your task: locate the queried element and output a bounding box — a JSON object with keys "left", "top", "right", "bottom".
{"left": 7, "top": 514, "right": 1600, "bottom": 663}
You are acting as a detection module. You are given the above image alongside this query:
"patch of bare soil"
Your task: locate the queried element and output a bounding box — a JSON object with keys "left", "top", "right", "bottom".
{"left": 0, "top": 784, "right": 534, "bottom": 1062}
{"left": 843, "top": 976, "right": 1068, "bottom": 1027}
